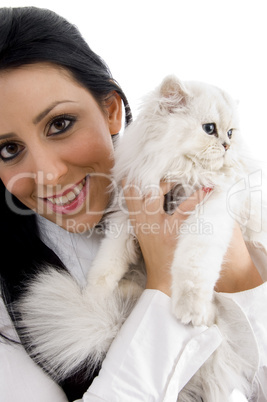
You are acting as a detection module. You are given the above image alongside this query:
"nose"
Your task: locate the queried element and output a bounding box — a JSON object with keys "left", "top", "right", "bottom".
{"left": 222, "top": 142, "right": 230, "bottom": 151}
{"left": 30, "top": 146, "right": 68, "bottom": 185}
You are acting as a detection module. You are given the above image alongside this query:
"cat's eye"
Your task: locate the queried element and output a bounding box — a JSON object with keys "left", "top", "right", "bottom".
{"left": 227, "top": 129, "right": 233, "bottom": 139}
{"left": 202, "top": 123, "right": 217, "bottom": 136}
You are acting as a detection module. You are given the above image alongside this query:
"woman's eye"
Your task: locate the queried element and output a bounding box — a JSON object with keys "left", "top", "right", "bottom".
{"left": 47, "top": 116, "right": 75, "bottom": 136}
{"left": 202, "top": 123, "right": 217, "bottom": 135}
{"left": 0, "top": 142, "right": 23, "bottom": 161}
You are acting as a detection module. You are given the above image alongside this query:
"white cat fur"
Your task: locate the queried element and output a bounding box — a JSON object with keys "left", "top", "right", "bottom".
{"left": 87, "top": 76, "right": 265, "bottom": 326}
{"left": 16, "top": 76, "right": 266, "bottom": 400}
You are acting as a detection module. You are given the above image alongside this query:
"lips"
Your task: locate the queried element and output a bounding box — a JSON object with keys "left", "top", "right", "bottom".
{"left": 46, "top": 178, "right": 86, "bottom": 206}
{"left": 42, "top": 176, "right": 89, "bottom": 214}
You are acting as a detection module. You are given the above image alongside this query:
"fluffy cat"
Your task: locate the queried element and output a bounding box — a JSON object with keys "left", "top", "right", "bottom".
{"left": 16, "top": 76, "right": 266, "bottom": 400}
{"left": 87, "top": 75, "right": 264, "bottom": 326}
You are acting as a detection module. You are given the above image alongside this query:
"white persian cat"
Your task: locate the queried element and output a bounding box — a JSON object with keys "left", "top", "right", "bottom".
{"left": 17, "top": 76, "right": 266, "bottom": 401}
{"left": 87, "top": 75, "right": 264, "bottom": 326}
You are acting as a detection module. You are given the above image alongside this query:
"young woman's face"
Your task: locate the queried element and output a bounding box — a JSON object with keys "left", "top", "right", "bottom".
{"left": 0, "top": 63, "right": 122, "bottom": 232}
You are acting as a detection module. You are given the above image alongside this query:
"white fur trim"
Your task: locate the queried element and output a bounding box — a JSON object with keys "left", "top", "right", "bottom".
{"left": 15, "top": 266, "right": 143, "bottom": 381}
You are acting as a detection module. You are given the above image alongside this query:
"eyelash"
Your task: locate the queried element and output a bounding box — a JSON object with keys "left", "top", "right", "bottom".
{"left": 46, "top": 114, "right": 77, "bottom": 136}
{"left": 0, "top": 140, "right": 23, "bottom": 162}
{"left": 0, "top": 114, "right": 77, "bottom": 163}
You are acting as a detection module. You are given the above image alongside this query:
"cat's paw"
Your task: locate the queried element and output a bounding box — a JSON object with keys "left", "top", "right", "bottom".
{"left": 171, "top": 281, "right": 216, "bottom": 326}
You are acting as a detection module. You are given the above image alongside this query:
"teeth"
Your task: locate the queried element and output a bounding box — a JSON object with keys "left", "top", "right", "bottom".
{"left": 66, "top": 191, "right": 76, "bottom": 201}
{"left": 61, "top": 195, "right": 69, "bottom": 204}
{"left": 74, "top": 182, "right": 84, "bottom": 195}
{"left": 47, "top": 179, "right": 85, "bottom": 206}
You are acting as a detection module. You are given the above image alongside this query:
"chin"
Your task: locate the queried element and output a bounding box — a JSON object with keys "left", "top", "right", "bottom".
{"left": 198, "top": 157, "right": 224, "bottom": 171}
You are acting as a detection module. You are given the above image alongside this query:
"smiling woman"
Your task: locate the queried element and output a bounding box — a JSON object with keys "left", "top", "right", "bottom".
{"left": 0, "top": 63, "right": 122, "bottom": 231}
{"left": 0, "top": 6, "right": 135, "bottom": 400}
{"left": 0, "top": 6, "right": 266, "bottom": 402}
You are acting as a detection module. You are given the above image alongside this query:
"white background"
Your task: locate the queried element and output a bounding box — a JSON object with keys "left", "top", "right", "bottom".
{"left": 1, "top": 0, "right": 267, "bottom": 162}
{"left": 0, "top": 4, "right": 265, "bottom": 400}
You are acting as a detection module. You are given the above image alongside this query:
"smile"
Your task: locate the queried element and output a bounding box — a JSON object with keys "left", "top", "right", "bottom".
{"left": 47, "top": 178, "right": 86, "bottom": 206}
{"left": 42, "top": 176, "right": 89, "bottom": 215}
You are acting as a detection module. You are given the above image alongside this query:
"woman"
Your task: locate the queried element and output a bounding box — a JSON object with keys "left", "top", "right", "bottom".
{"left": 0, "top": 6, "right": 266, "bottom": 402}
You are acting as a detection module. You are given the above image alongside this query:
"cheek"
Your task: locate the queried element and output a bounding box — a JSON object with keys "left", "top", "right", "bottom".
{"left": 1, "top": 172, "right": 35, "bottom": 205}
{"left": 69, "top": 128, "right": 114, "bottom": 171}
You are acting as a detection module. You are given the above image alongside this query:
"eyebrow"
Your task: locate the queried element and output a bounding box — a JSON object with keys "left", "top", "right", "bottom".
{"left": 0, "top": 133, "right": 16, "bottom": 141}
{"left": 33, "top": 100, "right": 77, "bottom": 125}
{"left": 0, "top": 100, "right": 77, "bottom": 141}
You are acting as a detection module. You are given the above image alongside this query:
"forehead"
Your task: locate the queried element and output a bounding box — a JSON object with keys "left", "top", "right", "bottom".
{"left": 190, "top": 83, "right": 238, "bottom": 127}
{"left": 0, "top": 63, "right": 82, "bottom": 97}
{"left": 0, "top": 63, "right": 96, "bottom": 129}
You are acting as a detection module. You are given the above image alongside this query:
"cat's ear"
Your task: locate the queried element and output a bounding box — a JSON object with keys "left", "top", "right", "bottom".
{"left": 159, "top": 75, "right": 190, "bottom": 112}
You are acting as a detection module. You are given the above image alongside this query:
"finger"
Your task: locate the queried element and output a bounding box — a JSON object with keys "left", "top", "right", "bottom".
{"left": 160, "top": 180, "right": 179, "bottom": 195}
{"left": 173, "top": 189, "right": 207, "bottom": 216}
{"left": 122, "top": 181, "right": 144, "bottom": 216}
{"left": 122, "top": 180, "right": 164, "bottom": 216}
{"left": 122, "top": 179, "right": 174, "bottom": 198}
{"left": 122, "top": 180, "right": 209, "bottom": 219}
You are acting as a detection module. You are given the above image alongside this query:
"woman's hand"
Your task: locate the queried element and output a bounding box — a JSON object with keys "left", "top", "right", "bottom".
{"left": 123, "top": 182, "right": 206, "bottom": 296}
{"left": 123, "top": 182, "right": 263, "bottom": 296}
{"left": 215, "top": 223, "right": 263, "bottom": 293}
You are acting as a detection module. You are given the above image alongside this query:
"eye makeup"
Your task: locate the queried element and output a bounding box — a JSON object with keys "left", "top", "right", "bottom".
{"left": 46, "top": 114, "right": 77, "bottom": 137}
{"left": 0, "top": 113, "right": 78, "bottom": 163}
{"left": 0, "top": 139, "right": 24, "bottom": 162}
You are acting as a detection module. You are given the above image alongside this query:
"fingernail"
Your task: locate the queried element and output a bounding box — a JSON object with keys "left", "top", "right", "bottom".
{"left": 202, "top": 186, "right": 214, "bottom": 194}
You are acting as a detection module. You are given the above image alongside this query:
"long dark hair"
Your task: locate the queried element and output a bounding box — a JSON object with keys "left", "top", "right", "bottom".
{"left": 0, "top": 6, "right": 132, "bottom": 400}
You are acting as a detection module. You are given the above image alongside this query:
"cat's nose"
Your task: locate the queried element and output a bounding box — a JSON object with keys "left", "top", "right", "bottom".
{"left": 222, "top": 142, "right": 230, "bottom": 151}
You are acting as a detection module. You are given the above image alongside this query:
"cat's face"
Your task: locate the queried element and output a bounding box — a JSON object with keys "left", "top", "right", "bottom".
{"left": 157, "top": 76, "right": 240, "bottom": 173}
{"left": 113, "top": 76, "right": 241, "bottom": 190}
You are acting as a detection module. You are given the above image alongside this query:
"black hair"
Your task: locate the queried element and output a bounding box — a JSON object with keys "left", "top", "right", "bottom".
{"left": 0, "top": 6, "right": 132, "bottom": 400}
{"left": 0, "top": 7, "right": 132, "bottom": 122}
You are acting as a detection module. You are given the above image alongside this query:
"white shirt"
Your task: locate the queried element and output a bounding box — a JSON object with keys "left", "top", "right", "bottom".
{"left": 0, "top": 216, "right": 266, "bottom": 401}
